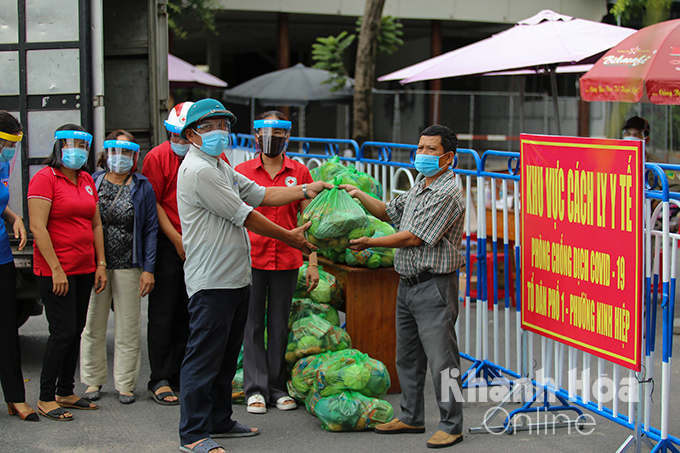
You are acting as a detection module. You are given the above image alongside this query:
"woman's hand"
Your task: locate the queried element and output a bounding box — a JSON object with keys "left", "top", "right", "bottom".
{"left": 13, "top": 217, "right": 27, "bottom": 251}
{"left": 306, "top": 264, "right": 320, "bottom": 291}
{"left": 52, "top": 269, "right": 69, "bottom": 296}
{"left": 94, "top": 266, "right": 107, "bottom": 294}
{"left": 139, "top": 271, "right": 155, "bottom": 297}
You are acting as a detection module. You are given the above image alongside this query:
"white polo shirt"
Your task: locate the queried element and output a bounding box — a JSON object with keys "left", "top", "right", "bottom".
{"left": 177, "top": 147, "right": 266, "bottom": 297}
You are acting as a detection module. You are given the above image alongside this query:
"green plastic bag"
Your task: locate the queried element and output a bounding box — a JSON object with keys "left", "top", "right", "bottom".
{"left": 294, "top": 264, "right": 344, "bottom": 309}
{"left": 299, "top": 178, "right": 373, "bottom": 251}
{"left": 311, "top": 391, "right": 394, "bottom": 432}
{"left": 344, "top": 216, "right": 396, "bottom": 268}
{"left": 287, "top": 352, "right": 333, "bottom": 402}
{"left": 310, "top": 155, "right": 347, "bottom": 183}
{"left": 335, "top": 166, "right": 383, "bottom": 200}
{"left": 285, "top": 314, "right": 351, "bottom": 365}
{"left": 289, "top": 298, "right": 340, "bottom": 329}
{"left": 313, "top": 349, "right": 391, "bottom": 399}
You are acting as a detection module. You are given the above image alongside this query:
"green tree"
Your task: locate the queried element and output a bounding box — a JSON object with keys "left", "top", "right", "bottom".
{"left": 168, "top": 0, "right": 219, "bottom": 40}
{"left": 610, "top": 0, "right": 671, "bottom": 26}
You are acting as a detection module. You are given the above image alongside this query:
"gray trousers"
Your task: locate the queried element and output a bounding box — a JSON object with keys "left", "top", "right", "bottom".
{"left": 395, "top": 272, "right": 463, "bottom": 434}
{"left": 243, "top": 268, "right": 297, "bottom": 404}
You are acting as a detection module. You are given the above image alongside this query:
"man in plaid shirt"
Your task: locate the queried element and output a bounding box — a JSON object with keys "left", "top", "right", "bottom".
{"left": 342, "top": 125, "right": 465, "bottom": 449}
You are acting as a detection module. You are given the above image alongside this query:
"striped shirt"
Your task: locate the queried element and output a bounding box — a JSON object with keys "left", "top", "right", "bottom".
{"left": 385, "top": 171, "right": 465, "bottom": 277}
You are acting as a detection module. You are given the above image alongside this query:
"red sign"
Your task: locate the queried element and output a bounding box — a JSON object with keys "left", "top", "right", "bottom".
{"left": 520, "top": 134, "right": 644, "bottom": 370}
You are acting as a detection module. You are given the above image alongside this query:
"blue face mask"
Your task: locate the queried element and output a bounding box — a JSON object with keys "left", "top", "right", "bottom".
{"left": 414, "top": 153, "right": 448, "bottom": 177}
{"left": 108, "top": 154, "right": 134, "bottom": 174}
{"left": 62, "top": 148, "right": 88, "bottom": 170}
{"left": 195, "top": 130, "right": 230, "bottom": 157}
{"left": 171, "top": 141, "right": 190, "bottom": 157}
{"left": 0, "top": 146, "right": 16, "bottom": 163}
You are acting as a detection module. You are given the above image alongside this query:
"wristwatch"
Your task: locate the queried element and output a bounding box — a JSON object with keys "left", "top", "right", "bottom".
{"left": 302, "top": 183, "right": 311, "bottom": 199}
{"left": 97, "top": 261, "right": 107, "bottom": 268}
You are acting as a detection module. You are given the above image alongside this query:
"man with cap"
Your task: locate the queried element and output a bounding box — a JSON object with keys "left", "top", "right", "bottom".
{"left": 176, "top": 98, "right": 331, "bottom": 453}
{"left": 142, "top": 102, "right": 194, "bottom": 405}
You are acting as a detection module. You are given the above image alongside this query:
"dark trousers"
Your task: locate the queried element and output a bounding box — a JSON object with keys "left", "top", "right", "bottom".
{"left": 0, "top": 262, "right": 25, "bottom": 403}
{"left": 37, "top": 272, "right": 95, "bottom": 401}
{"left": 243, "top": 268, "right": 297, "bottom": 403}
{"left": 147, "top": 233, "right": 189, "bottom": 389}
{"left": 179, "top": 286, "right": 250, "bottom": 445}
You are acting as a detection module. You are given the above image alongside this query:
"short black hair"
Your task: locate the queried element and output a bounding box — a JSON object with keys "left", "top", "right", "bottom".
{"left": 623, "top": 116, "right": 650, "bottom": 138}
{"left": 44, "top": 123, "right": 87, "bottom": 168}
{"left": 420, "top": 125, "right": 458, "bottom": 153}
{"left": 0, "top": 111, "right": 21, "bottom": 136}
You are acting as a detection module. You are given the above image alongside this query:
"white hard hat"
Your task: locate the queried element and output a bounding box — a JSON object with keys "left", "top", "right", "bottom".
{"left": 164, "top": 102, "right": 194, "bottom": 133}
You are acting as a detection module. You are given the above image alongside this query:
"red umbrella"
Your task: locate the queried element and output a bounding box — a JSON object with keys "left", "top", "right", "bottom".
{"left": 580, "top": 18, "right": 680, "bottom": 104}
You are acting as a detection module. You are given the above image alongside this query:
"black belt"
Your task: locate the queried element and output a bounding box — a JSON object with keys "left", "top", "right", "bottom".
{"left": 400, "top": 271, "right": 434, "bottom": 286}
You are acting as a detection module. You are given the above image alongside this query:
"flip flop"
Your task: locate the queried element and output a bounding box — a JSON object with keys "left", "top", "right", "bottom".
{"left": 246, "top": 394, "right": 266, "bottom": 414}
{"left": 179, "top": 438, "right": 224, "bottom": 453}
{"left": 210, "top": 421, "right": 259, "bottom": 438}
{"left": 148, "top": 380, "right": 179, "bottom": 406}
{"left": 57, "top": 398, "right": 98, "bottom": 410}
{"left": 37, "top": 406, "right": 73, "bottom": 421}
{"left": 275, "top": 396, "right": 297, "bottom": 411}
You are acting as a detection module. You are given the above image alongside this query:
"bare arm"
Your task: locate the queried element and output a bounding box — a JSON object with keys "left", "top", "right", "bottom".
{"left": 261, "top": 180, "right": 332, "bottom": 207}
{"left": 339, "top": 184, "right": 390, "bottom": 223}
{"left": 156, "top": 201, "right": 184, "bottom": 260}
{"left": 3, "top": 206, "right": 26, "bottom": 250}
{"left": 244, "top": 209, "right": 316, "bottom": 254}
{"left": 91, "top": 205, "right": 107, "bottom": 294}
{"left": 349, "top": 230, "right": 422, "bottom": 251}
{"left": 28, "top": 198, "right": 69, "bottom": 296}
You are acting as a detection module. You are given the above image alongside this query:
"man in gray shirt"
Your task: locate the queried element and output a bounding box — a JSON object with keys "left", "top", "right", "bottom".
{"left": 175, "top": 99, "right": 331, "bottom": 453}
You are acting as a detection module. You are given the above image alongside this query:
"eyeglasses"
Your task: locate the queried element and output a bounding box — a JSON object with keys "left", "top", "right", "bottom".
{"left": 196, "top": 118, "right": 230, "bottom": 133}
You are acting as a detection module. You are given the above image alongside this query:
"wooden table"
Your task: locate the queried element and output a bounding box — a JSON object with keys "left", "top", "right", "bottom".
{"left": 318, "top": 257, "right": 401, "bottom": 393}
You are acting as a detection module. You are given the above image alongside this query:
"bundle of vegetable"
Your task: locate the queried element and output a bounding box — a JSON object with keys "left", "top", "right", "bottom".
{"left": 294, "top": 264, "right": 344, "bottom": 309}
{"left": 288, "top": 298, "right": 340, "bottom": 329}
{"left": 231, "top": 346, "right": 245, "bottom": 403}
{"left": 310, "top": 390, "right": 394, "bottom": 432}
{"left": 298, "top": 179, "right": 373, "bottom": 251}
{"left": 287, "top": 352, "right": 333, "bottom": 402}
{"left": 313, "top": 349, "right": 391, "bottom": 399}
{"left": 311, "top": 156, "right": 384, "bottom": 200}
{"left": 343, "top": 216, "right": 396, "bottom": 268}
{"left": 310, "top": 155, "right": 347, "bottom": 182}
{"left": 285, "top": 314, "right": 351, "bottom": 365}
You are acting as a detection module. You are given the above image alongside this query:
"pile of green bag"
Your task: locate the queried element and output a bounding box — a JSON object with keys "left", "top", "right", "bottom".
{"left": 309, "top": 390, "right": 394, "bottom": 432}
{"left": 312, "top": 349, "right": 391, "bottom": 399}
{"left": 310, "top": 156, "right": 383, "bottom": 201}
{"left": 232, "top": 346, "right": 245, "bottom": 403}
{"left": 298, "top": 180, "right": 373, "bottom": 251}
{"left": 294, "top": 263, "right": 343, "bottom": 309}
{"left": 289, "top": 298, "right": 340, "bottom": 329}
{"left": 285, "top": 314, "right": 351, "bottom": 365}
{"left": 287, "top": 351, "right": 334, "bottom": 401}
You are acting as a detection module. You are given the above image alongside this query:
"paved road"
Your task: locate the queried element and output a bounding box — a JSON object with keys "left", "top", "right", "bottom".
{"left": 0, "top": 297, "right": 670, "bottom": 452}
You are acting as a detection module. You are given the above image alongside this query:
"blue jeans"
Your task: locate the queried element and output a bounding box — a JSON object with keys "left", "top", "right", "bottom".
{"left": 179, "top": 286, "right": 250, "bottom": 445}
{"left": 394, "top": 272, "right": 463, "bottom": 434}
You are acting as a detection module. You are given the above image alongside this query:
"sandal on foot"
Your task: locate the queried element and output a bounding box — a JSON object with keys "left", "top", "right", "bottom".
{"left": 119, "top": 393, "right": 135, "bottom": 404}
{"left": 37, "top": 406, "right": 73, "bottom": 421}
{"left": 275, "top": 396, "right": 297, "bottom": 411}
{"left": 148, "top": 380, "right": 179, "bottom": 406}
{"left": 211, "top": 421, "right": 259, "bottom": 438}
{"left": 83, "top": 386, "right": 102, "bottom": 401}
{"left": 57, "top": 397, "right": 98, "bottom": 410}
{"left": 179, "top": 438, "right": 224, "bottom": 453}
{"left": 246, "top": 395, "right": 266, "bottom": 414}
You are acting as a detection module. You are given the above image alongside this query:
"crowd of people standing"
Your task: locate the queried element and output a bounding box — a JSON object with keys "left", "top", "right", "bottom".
{"left": 0, "top": 99, "right": 469, "bottom": 452}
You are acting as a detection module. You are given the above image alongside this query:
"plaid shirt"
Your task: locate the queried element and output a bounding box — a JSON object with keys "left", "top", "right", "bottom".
{"left": 385, "top": 171, "right": 465, "bottom": 277}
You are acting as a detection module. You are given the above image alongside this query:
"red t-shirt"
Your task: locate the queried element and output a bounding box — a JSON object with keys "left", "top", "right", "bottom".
{"left": 235, "top": 154, "right": 313, "bottom": 271}
{"left": 28, "top": 167, "right": 99, "bottom": 276}
{"left": 142, "top": 141, "right": 230, "bottom": 235}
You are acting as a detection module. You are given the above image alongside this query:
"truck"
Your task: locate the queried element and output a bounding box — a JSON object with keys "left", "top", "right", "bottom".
{"left": 1, "top": 0, "right": 169, "bottom": 325}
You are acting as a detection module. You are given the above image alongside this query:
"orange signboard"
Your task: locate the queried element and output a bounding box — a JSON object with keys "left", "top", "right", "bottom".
{"left": 520, "top": 134, "right": 643, "bottom": 370}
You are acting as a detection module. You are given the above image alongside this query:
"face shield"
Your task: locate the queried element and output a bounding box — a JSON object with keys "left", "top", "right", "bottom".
{"left": 55, "top": 130, "right": 93, "bottom": 170}
{"left": 254, "top": 119, "right": 291, "bottom": 158}
{"left": 0, "top": 130, "right": 22, "bottom": 168}
{"left": 104, "top": 140, "right": 140, "bottom": 174}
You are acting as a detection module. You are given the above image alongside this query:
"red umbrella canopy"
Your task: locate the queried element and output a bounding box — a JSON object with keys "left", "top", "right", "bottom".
{"left": 580, "top": 18, "right": 680, "bottom": 104}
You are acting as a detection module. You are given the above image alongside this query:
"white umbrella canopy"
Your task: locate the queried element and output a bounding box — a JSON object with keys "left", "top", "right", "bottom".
{"left": 379, "top": 10, "right": 636, "bottom": 83}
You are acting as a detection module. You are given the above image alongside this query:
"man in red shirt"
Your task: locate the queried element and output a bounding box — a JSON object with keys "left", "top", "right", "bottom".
{"left": 141, "top": 102, "right": 193, "bottom": 405}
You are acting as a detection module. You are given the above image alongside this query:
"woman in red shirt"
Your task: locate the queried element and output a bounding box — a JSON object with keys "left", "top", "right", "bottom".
{"left": 235, "top": 111, "right": 319, "bottom": 414}
{"left": 28, "top": 124, "right": 107, "bottom": 421}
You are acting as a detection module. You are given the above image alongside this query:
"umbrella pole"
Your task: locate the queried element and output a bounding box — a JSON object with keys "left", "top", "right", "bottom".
{"left": 550, "top": 67, "right": 561, "bottom": 135}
